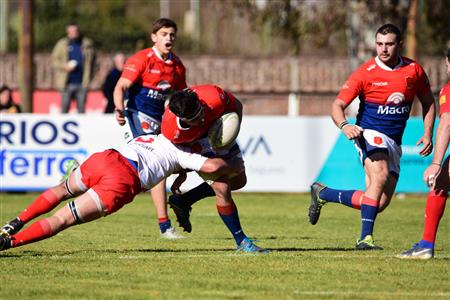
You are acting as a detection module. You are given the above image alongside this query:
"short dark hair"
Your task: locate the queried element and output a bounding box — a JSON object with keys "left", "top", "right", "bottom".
{"left": 376, "top": 23, "right": 402, "bottom": 43}
{"left": 152, "top": 18, "right": 177, "bottom": 34}
{"left": 447, "top": 48, "right": 450, "bottom": 61}
{"left": 168, "top": 89, "right": 200, "bottom": 119}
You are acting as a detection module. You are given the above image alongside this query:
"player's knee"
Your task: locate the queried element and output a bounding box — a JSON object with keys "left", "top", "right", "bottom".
{"left": 231, "top": 173, "right": 247, "bottom": 190}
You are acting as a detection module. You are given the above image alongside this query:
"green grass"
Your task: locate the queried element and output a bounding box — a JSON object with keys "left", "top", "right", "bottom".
{"left": 0, "top": 192, "right": 449, "bottom": 299}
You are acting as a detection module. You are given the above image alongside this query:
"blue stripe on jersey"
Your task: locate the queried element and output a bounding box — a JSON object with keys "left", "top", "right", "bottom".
{"left": 356, "top": 101, "right": 412, "bottom": 145}
{"left": 126, "top": 85, "right": 168, "bottom": 121}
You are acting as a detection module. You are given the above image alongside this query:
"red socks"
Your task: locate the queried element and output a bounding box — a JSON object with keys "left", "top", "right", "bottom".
{"left": 18, "top": 189, "right": 61, "bottom": 223}
{"left": 12, "top": 219, "right": 53, "bottom": 248}
{"left": 422, "top": 190, "right": 448, "bottom": 243}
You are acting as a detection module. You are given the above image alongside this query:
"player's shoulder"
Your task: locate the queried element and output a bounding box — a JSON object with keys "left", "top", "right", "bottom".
{"left": 192, "top": 84, "right": 223, "bottom": 95}
{"left": 128, "top": 48, "right": 152, "bottom": 61}
{"left": 400, "top": 56, "right": 425, "bottom": 71}
{"left": 170, "top": 51, "right": 185, "bottom": 65}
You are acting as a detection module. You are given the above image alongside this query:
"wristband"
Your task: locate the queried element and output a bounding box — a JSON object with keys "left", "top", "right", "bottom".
{"left": 115, "top": 108, "right": 124, "bottom": 115}
{"left": 431, "top": 162, "right": 441, "bottom": 167}
{"left": 338, "top": 120, "right": 349, "bottom": 130}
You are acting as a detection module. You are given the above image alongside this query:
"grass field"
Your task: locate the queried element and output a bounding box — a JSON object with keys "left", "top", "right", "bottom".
{"left": 0, "top": 192, "right": 449, "bottom": 299}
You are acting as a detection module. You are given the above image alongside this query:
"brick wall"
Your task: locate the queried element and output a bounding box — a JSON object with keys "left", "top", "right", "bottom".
{"left": 1, "top": 53, "right": 446, "bottom": 115}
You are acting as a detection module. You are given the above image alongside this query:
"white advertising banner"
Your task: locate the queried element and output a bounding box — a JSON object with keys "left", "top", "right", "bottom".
{"left": 0, "top": 114, "right": 339, "bottom": 192}
{"left": 1, "top": 114, "right": 124, "bottom": 191}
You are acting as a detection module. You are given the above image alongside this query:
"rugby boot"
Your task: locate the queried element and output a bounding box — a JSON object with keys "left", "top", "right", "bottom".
{"left": 168, "top": 195, "right": 192, "bottom": 233}
{"left": 0, "top": 235, "right": 12, "bottom": 251}
{"left": 237, "top": 238, "right": 270, "bottom": 254}
{"left": 160, "top": 226, "right": 184, "bottom": 239}
{"left": 308, "top": 182, "right": 327, "bottom": 225}
{"left": 0, "top": 218, "right": 24, "bottom": 237}
{"left": 397, "top": 243, "right": 434, "bottom": 260}
{"left": 356, "top": 235, "right": 383, "bottom": 250}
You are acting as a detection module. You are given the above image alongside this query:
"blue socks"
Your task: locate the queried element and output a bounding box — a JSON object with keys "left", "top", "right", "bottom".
{"left": 418, "top": 240, "right": 434, "bottom": 249}
{"left": 360, "top": 196, "right": 379, "bottom": 239}
{"left": 159, "top": 219, "right": 172, "bottom": 233}
{"left": 217, "top": 203, "right": 246, "bottom": 245}
{"left": 319, "top": 188, "right": 361, "bottom": 208}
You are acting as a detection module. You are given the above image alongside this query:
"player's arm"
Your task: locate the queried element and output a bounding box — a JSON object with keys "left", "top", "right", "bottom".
{"left": 417, "top": 90, "right": 436, "bottom": 156}
{"left": 199, "top": 157, "right": 244, "bottom": 176}
{"left": 423, "top": 112, "right": 450, "bottom": 185}
{"left": 331, "top": 98, "right": 363, "bottom": 140}
{"left": 113, "top": 77, "right": 133, "bottom": 126}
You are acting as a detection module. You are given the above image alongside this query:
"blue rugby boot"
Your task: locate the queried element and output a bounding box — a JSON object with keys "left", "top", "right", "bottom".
{"left": 397, "top": 243, "right": 434, "bottom": 260}
{"left": 237, "top": 238, "right": 270, "bottom": 254}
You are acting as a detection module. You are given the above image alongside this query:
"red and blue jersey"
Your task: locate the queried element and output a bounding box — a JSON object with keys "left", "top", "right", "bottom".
{"left": 338, "top": 56, "right": 431, "bottom": 145}
{"left": 161, "top": 84, "right": 237, "bottom": 144}
{"left": 438, "top": 81, "right": 450, "bottom": 116}
{"left": 121, "top": 47, "right": 187, "bottom": 121}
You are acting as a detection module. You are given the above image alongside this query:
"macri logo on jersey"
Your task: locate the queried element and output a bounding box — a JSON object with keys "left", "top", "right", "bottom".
{"left": 377, "top": 92, "right": 409, "bottom": 115}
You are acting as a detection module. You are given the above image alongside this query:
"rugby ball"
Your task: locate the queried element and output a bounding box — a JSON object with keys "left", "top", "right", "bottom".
{"left": 208, "top": 112, "right": 240, "bottom": 149}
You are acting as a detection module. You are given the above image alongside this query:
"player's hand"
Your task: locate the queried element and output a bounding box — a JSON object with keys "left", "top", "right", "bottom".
{"left": 342, "top": 124, "right": 363, "bottom": 140}
{"left": 423, "top": 164, "right": 441, "bottom": 188}
{"left": 416, "top": 136, "right": 433, "bottom": 157}
{"left": 171, "top": 171, "right": 187, "bottom": 195}
{"left": 115, "top": 109, "right": 126, "bottom": 126}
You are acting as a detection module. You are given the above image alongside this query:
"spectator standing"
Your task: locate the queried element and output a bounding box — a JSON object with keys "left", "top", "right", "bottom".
{"left": 52, "top": 22, "right": 95, "bottom": 113}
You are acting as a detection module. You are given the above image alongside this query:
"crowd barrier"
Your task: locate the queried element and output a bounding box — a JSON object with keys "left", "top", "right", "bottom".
{"left": 1, "top": 114, "right": 445, "bottom": 193}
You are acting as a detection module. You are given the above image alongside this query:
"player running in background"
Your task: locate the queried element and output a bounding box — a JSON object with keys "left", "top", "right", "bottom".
{"left": 113, "top": 18, "right": 187, "bottom": 239}
{"left": 0, "top": 134, "right": 245, "bottom": 252}
{"left": 161, "top": 86, "right": 267, "bottom": 253}
{"left": 399, "top": 48, "right": 450, "bottom": 259}
{"left": 308, "top": 24, "right": 436, "bottom": 250}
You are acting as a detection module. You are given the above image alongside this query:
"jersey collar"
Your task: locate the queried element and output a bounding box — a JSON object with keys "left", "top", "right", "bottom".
{"left": 375, "top": 56, "right": 403, "bottom": 71}
{"left": 151, "top": 46, "right": 173, "bottom": 63}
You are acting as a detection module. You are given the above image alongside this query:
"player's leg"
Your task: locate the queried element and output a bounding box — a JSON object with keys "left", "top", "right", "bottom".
{"left": 211, "top": 177, "right": 268, "bottom": 253}
{"left": 378, "top": 173, "right": 398, "bottom": 212}
{"left": 0, "top": 191, "right": 104, "bottom": 251}
{"left": 356, "top": 152, "right": 389, "bottom": 250}
{"left": 399, "top": 156, "right": 449, "bottom": 259}
{"left": 1, "top": 161, "right": 85, "bottom": 237}
{"left": 151, "top": 179, "right": 182, "bottom": 239}
{"left": 169, "top": 143, "right": 244, "bottom": 232}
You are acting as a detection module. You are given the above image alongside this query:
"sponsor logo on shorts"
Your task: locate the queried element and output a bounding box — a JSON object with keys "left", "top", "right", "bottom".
{"left": 374, "top": 136, "right": 383, "bottom": 145}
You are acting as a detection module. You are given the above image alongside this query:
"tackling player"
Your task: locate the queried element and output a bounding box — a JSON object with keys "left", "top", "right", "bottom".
{"left": 308, "top": 24, "right": 436, "bottom": 250}
{"left": 0, "top": 135, "right": 248, "bottom": 252}
{"left": 399, "top": 48, "right": 450, "bottom": 259}
{"left": 113, "top": 18, "right": 187, "bottom": 239}
{"left": 161, "top": 86, "right": 267, "bottom": 253}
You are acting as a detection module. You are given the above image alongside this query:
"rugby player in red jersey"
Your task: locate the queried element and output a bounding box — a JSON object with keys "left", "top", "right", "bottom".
{"left": 399, "top": 48, "right": 450, "bottom": 259}
{"left": 113, "top": 18, "right": 187, "bottom": 238}
{"left": 308, "top": 24, "right": 436, "bottom": 250}
{"left": 158, "top": 86, "right": 267, "bottom": 252}
{"left": 0, "top": 134, "right": 258, "bottom": 252}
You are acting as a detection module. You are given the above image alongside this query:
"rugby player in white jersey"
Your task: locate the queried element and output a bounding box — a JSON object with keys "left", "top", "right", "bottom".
{"left": 0, "top": 134, "right": 253, "bottom": 252}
